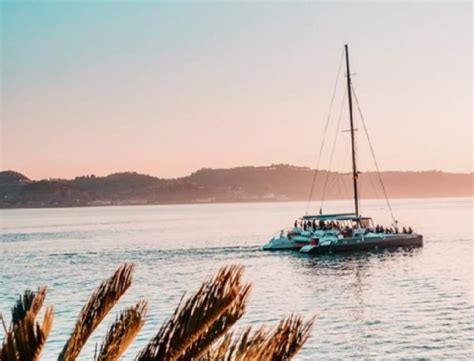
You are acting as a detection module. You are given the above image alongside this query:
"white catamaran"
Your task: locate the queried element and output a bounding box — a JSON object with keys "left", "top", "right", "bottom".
{"left": 263, "top": 45, "right": 423, "bottom": 254}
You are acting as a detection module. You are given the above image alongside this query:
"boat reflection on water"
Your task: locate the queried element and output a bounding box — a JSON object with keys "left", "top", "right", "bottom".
{"left": 291, "top": 245, "right": 423, "bottom": 272}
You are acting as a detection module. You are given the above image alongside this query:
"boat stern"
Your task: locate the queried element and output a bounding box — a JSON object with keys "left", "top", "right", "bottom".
{"left": 263, "top": 230, "right": 310, "bottom": 251}
{"left": 263, "top": 235, "right": 293, "bottom": 251}
{"left": 414, "top": 233, "right": 423, "bottom": 246}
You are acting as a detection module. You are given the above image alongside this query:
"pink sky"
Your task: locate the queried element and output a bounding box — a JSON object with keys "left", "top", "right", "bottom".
{"left": 1, "top": 2, "right": 472, "bottom": 180}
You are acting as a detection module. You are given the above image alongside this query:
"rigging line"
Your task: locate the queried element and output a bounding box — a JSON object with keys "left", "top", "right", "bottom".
{"left": 367, "top": 170, "right": 382, "bottom": 200}
{"left": 351, "top": 83, "right": 396, "bottom": 224}
{"left": 319, "top": 87, "right": 347, "bottom": 213}
{"left": 335, "top": 171, "right": 343, "bottom": 199}
{"left": 340, "top": 133, "right": 352, "bottom": 201}
{"left": 305, "top": 48, "right": 345, "bottom": 215}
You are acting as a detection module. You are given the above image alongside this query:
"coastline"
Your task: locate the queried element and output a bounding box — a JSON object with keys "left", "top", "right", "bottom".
{"left": 1, "top": 195, "right": 472, "bottom": 211}
{"left": 2, "top": 167, "right": 472, "bottom": 209}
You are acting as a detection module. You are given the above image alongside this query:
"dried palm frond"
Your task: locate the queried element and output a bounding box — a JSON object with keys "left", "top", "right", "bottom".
{"left": 0, "top": 328, "right": 16, "bottom": 361}
{"left": 2, "top": 262, "right": 314, "bottom": 361}
{"left": 208, "top": 314, "right": 314, "bottom": 361}
{"left": 208, "top": 326, "right": 267, "bottom": 361}
{"left": 59, "top": 263, "right": 135, "bottom": 361}
{"left": 95, "top": 300, "right": 148, "bottom": 361}
{"left": 13, "top": 307, "right": 54, "bottom": 361}
{"left": 11, "top": 287, "right": 47, "bottom": 325}
{"left": 136, "top": 264, "right": 251, "bottom": 361}
{"left": 262, "top": 314, "right": 314, "bottom": 360}
{"left": 177, "top": 279, "right": 250, "bottom": 361}
{"left": 1, "top": 313, "right": 7, "bottom": 333}
{"left": 0, "top": 287, "right": 53, "bottom": 361}
{"left": 202, "top": 332, "right": 233, "bottom": 361}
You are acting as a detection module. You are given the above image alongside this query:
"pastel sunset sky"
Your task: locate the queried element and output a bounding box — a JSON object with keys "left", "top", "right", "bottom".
{"left": 1, "top": 1, "right": 472, "bottom": 180}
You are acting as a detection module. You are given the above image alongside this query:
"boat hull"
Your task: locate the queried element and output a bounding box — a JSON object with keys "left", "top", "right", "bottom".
{"left": 300, "top": 234, "right": 423, "bottom": 254}
{"left": 262, "top": 238, "right": 309, "bottom": 251}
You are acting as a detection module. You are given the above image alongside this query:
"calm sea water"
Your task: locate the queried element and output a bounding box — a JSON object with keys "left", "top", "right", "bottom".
{"left": 0, "top": 198, "right": 472, "bottom": 359}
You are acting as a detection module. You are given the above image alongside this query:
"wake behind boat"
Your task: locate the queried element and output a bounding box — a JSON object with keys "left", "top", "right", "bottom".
{"left": 263, "top": 45, "right": 423, "bottom": 254}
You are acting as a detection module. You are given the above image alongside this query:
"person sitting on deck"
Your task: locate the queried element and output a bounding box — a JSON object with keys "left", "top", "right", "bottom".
{"left": 402, "top": 226, "right": 407, "bottom": 234}
{"left": 408, "top": 227, "right": 413, "bottom": 234}
{"left": 341, "top": 226, "right": 349, "bottom": 237}
{"left": 294, "top": 220, "right": 298, "bottom": 228}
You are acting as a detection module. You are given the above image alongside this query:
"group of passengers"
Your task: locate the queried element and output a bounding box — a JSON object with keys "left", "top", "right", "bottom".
{"left": 294, "top": 219, "right": 414, "bottom": 235}
{"left": 294, "top": 219, "right": 346, "bottom": 232}
{"left": 374, "top": 225, "right": 413, "bottom": 234}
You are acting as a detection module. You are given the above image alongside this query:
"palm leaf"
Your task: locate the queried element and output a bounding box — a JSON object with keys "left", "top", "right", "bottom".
{"left": 14, "top": 307, "right": 54, "bottom": 361}
{"left": 0, "top": 329, "right": 16, "bottom": 361}
{"left": 136, "top": 264, "right": 251, "bottom": 361}
{"left": 177, "top": 281, "right": 250, "bottom": 361}
{"left": 210, "top": 314, "right": 314, "bottom": 361}
{"left": 95, "top": 300, "right": 148, "bottom": 361}
{"left": 11, "top": 287, "right": 47, "bottom": 326}
{"left": 1, "top": 262, "right": 314, "bottom": 361}
{"left": 201, "top": 332, "right": 233, "bottom": 361}
{"left": 264, "top": 314, "right": 314, "bottom": 360}
{"left": 0, "top": 288, "right": 53, "bottom": 361}
{"left": 58, "top": 263, "right": 135, "bottom": 361}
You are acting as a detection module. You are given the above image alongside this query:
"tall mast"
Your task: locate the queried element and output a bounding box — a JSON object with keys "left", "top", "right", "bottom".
{"left": 345, "top": 44, "right": 359, "bottom": 217}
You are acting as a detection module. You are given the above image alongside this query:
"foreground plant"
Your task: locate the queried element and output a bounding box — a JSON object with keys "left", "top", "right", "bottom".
{"left": 0, "top": 263, "right": 314, "bottom": 361}
{"left": 0, "top": 287, "right": 53, "bottom": 361}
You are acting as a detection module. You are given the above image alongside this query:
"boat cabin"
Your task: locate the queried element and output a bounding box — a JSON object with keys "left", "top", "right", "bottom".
{"left": 298, "top": 213, "right": 374, "bottom": 232}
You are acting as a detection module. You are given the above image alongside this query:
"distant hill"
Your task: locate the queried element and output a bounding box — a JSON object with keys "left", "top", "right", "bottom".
{"left": 0, "top": 165, "right": 472, "bottom": 208}
{"left": 0, "top": 170, "right": 31, "bottom": 185}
